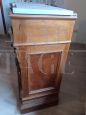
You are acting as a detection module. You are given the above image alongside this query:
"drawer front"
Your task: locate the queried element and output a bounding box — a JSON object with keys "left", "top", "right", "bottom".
{"left": 12, "top": 19, "right": 75, "bottom": 44}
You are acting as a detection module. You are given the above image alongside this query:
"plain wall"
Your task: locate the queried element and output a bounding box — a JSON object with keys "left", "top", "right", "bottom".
{"left": 64, "top": 0, "right": 86, "bottom": 43}
{"left": 2, "top": 0, "right": 11, "bottom": 33}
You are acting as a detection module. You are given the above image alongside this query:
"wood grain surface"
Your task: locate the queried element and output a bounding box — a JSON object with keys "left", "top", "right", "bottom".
{"left": 10, "top": 13, "right": 76, "bottom": 113}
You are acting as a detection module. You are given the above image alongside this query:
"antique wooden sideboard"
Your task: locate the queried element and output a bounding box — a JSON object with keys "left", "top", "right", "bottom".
{"left": 9, "top": 5, "right": 77, "bottom": 113}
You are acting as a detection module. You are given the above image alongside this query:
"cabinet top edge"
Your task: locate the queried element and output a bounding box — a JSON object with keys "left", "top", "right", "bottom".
{"left": 9, "top": 13, "right": 77, "bottom": 20}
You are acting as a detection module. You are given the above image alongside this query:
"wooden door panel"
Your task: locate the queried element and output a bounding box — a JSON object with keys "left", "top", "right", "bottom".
{"left": 16, "top": 45, "right": 64, "bottom": 97}
{"left": 27, "top": 52, "right": 62, "bottom": 94}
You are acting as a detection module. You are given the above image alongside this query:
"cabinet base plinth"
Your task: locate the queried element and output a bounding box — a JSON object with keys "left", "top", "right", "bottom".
{"left": 20, "top": 94, "right": 59, "bottom": 114}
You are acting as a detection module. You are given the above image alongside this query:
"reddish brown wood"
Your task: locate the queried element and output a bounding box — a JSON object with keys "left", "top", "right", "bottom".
{"left": 28, "top": 53, "right": 61, "bottom": 92}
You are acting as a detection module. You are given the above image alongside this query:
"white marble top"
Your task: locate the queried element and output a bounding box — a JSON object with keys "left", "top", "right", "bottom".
{"left": 12, "top": 2, "right": 76, "bottom": 16}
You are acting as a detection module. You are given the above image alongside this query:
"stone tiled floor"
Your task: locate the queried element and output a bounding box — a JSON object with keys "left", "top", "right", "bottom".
{"left": 0, "top": 35, "right": 86, "bottom": 115}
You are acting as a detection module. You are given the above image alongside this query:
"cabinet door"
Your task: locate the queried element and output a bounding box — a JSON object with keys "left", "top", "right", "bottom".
{"left": 17, "top": 44, "right": 69, "bottom": 99}
{"left": 27, "top": 52, "right": 62, "bottom": 98}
